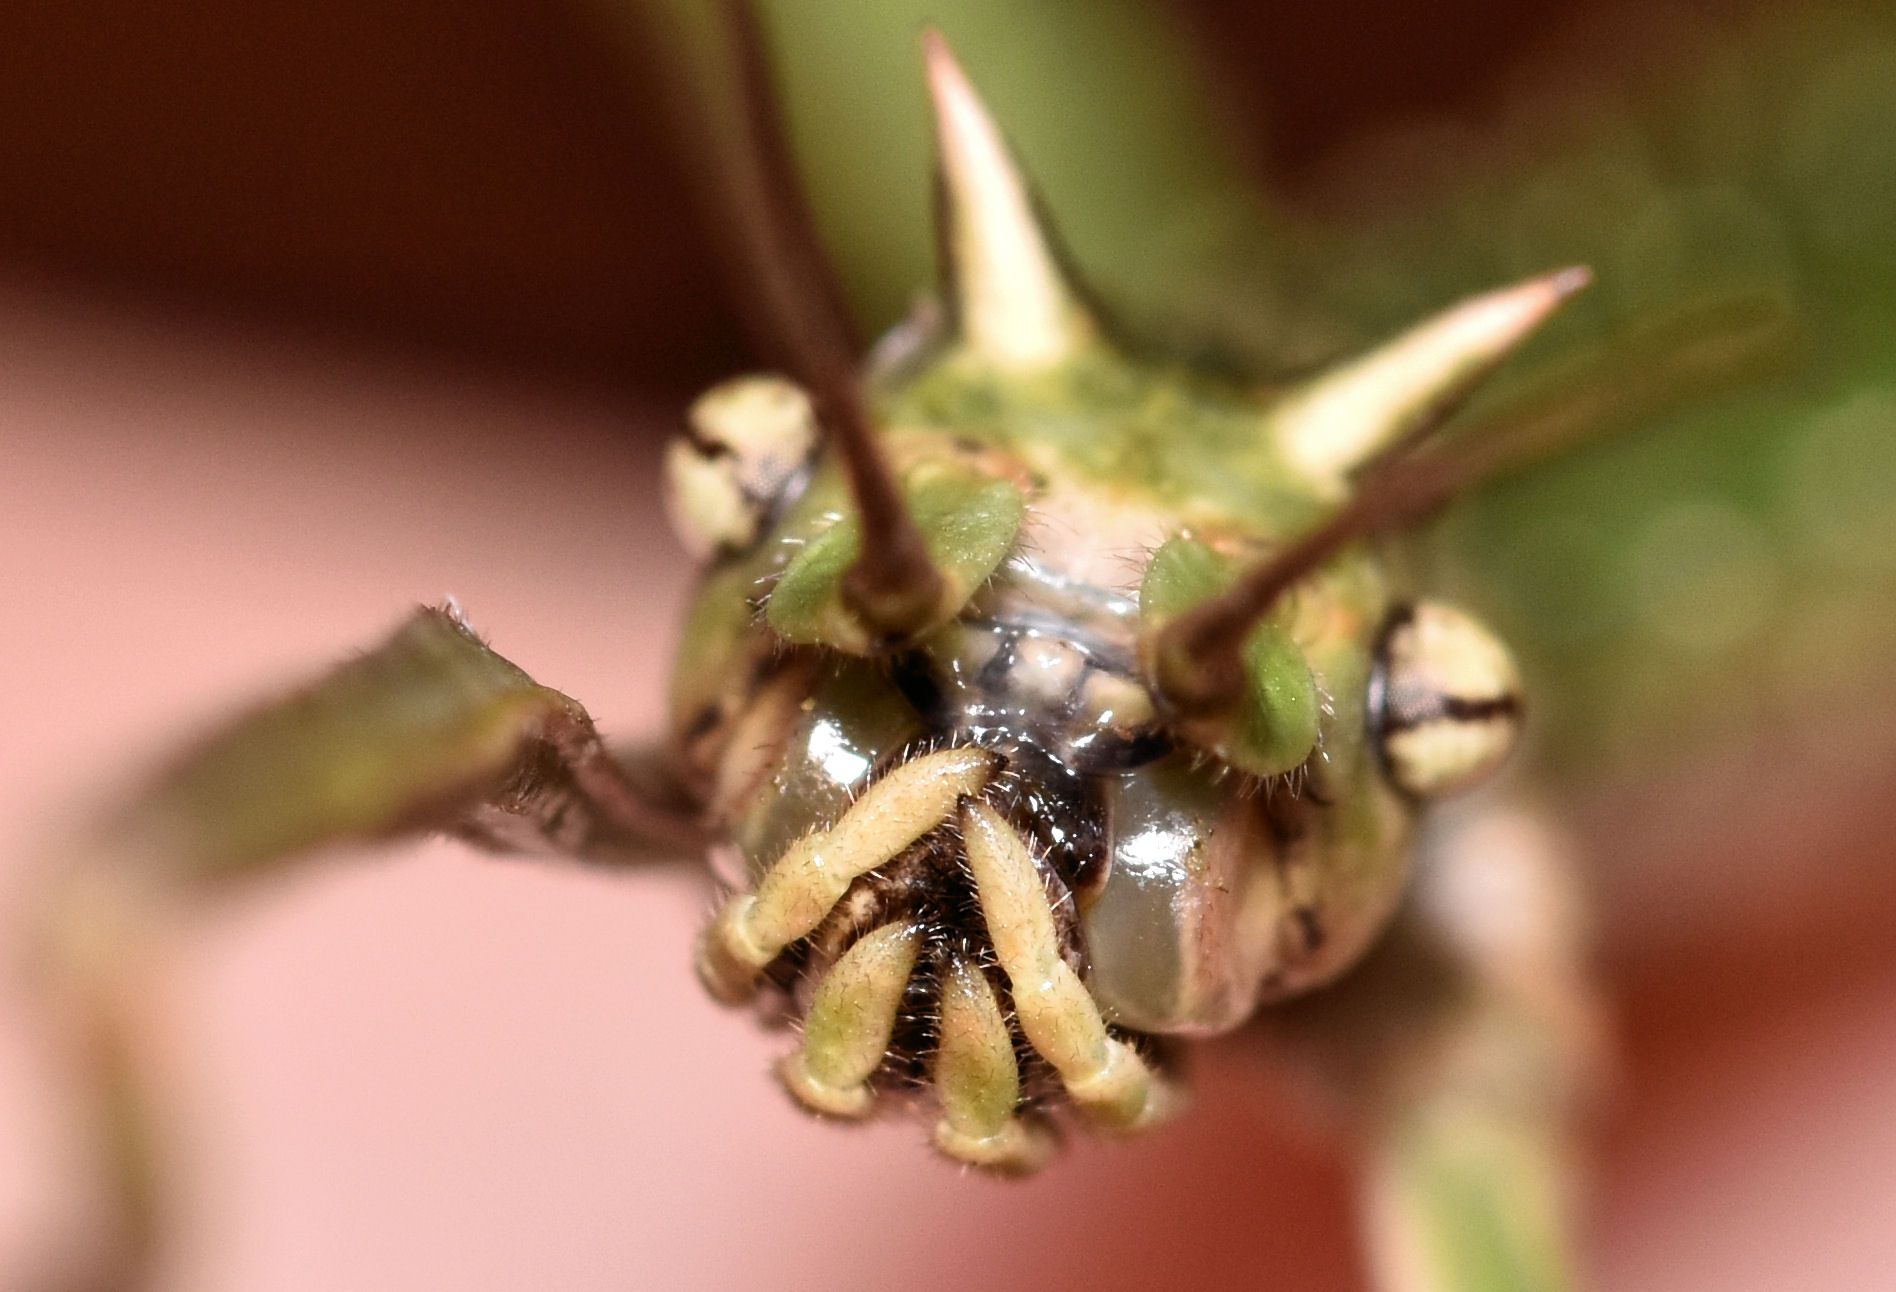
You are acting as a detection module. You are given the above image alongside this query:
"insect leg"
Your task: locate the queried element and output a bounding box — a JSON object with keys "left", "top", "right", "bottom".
{"left": 79, "top": 603, "right": 704, "bottom": 878}
{"left": 696, "top": 746, "right": 997, "bottom": 1001}
{"left": 1257, "top": 801, "right": 1601, "bottom": 1292}
{"left": 932, "top": 954, "right": 1054, "bottom": 1173}
{"left": 776, "top": 921, "right": 922, "bottom": 1118}
{"left": 29, "top": 604, "right": 703, "bottom": 1292}
{"left": 958, "top": 800, "right": 1174, "bottom": 1132}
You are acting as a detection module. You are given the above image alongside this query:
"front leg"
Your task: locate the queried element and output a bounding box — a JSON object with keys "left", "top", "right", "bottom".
{"left": 1255, "top": 801, "right": 1604, "bottom": 1292}
{"left": 28, "top": 605, "right": 701, "bottom": 1292}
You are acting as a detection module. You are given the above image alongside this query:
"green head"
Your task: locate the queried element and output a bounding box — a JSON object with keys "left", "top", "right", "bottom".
{"left": 665, "top": 32, "right": 1558, "bottom": 1169}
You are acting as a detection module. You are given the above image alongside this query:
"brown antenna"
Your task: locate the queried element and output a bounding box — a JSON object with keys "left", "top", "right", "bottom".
{"left": 711, "top": 0, "right": 943, "bottom": 637}
{"left": 1154, "top": 290, "right": 1796, "bottom": 714}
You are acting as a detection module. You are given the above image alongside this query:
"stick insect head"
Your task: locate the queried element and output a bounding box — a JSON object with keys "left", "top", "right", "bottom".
{"left": 1140, "top": 267, "right": 1586, "bottom": 784}
{"left": 672, "top": 17, "right": 1586, "bottom": 1172}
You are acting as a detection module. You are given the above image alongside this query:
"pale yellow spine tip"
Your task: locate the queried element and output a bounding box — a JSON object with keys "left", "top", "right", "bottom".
{"left": 1275, "top": 265, "right": 1593, "bottom": 482}
{"left": 923, "top": 28, "right": 1090, "bottom": 369}
{"left": 1546, "top": 264, "right": 1594, "bottom": 298}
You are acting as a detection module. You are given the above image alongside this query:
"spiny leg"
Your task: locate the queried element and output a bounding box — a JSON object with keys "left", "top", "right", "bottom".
{"left": 958, "top": 799, "right": 1174, "bottom": 1132}
{"left": 79, "top": 605, "right": 702, "bottom": 877}
{"left": 1256, "top": 801, "right": 1600, "bottom": 1292}
{"left": 29, "top": 605, "right": 702, "bottom": 1292}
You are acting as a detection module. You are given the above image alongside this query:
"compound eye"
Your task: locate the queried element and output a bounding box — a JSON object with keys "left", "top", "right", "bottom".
{"left": 1371, "top": 602, "right": 1523, "bottom": 798}
{"left": 664, "top": 375, "right": 819, "bottom": 560}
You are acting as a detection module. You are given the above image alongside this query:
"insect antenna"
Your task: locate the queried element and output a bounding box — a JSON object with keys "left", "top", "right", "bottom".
{"left": 1155, "top": 290, "right": 1798, "bottom": 713}
{"left": 694, "top": 0, "right": 944, "bottom": 637}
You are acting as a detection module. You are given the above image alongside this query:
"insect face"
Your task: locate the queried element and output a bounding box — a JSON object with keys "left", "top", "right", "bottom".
{"left": 665, "top": 33, "right": 1545, "bottom": 1171}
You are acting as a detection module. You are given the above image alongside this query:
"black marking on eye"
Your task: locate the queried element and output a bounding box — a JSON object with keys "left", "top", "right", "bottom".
{"left": 1379, "top": 690, "right": 1522, "bottom": 735}
{"left": 680, "top": 426, "right": 821, "bottom": 567}
{"left": 1364, "top": 606, "right": 1404, "bottom": 759}
{"left": 1379, "top": 603, "right": 1417, "bottom": 646}
{"left": 682, "top": 421, "right": 736, "bottom": 459}
{"left": 1372, "top": 610, "right": 1418, "bottom": 793}
{"left": 1365, "top": 602, "right": 1524, "bottom": 797}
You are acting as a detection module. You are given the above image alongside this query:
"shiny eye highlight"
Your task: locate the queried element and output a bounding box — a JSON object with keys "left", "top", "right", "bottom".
{"left": 1370, "top": 602, "right": 1523, "bottom": 798}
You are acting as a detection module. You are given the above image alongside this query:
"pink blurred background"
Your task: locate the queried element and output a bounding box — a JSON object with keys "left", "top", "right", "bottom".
{"left": 2, "top": 3, "right": 1894, "bottom": 1289}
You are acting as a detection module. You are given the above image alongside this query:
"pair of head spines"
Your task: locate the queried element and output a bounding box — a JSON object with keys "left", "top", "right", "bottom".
{"left": 715, "top": 14, "right": 1583, "bottom": 764}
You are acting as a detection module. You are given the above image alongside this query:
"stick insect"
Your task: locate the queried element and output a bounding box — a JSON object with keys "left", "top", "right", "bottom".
{"left": 22, "top": 1, "right": 1891, "bottom": 1289}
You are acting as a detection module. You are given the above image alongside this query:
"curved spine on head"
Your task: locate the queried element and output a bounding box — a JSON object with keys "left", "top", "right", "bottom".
{"left": 1149, "top": 270, "right": 1590, "bottom": 728}
{"left": 924, "top": 29, "right": 1097, "bottom": 370}
{"left": 1274, "top": 267, "right": 1591, "bottom": 485}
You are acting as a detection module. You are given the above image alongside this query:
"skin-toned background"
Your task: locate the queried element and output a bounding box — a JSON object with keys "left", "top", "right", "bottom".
{"left": 2, "top": 282, "right": 1893, "bottom": 1292}
{"left": 2, "top": 0, "right": 1894, "bottom": 1287}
